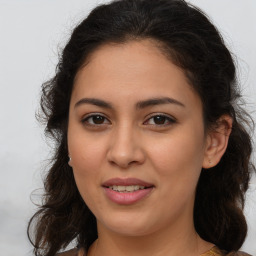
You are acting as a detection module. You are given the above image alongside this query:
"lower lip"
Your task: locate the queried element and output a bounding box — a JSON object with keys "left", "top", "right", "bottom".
{"left": 103, "top": 187, "right": 154, "bottom": 205}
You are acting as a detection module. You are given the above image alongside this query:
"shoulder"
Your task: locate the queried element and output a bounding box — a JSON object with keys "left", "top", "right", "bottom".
{"left": 56, "top": 248, "right": 85, "bottom": 256}
{"left": 205, "top": 246, "right": 252, "bottom": 256}
{"left": 56, "top": 248, "right": 79, "bottom": 256}
{"left": 225, "top": 251, "right": 252, "bottom": 256}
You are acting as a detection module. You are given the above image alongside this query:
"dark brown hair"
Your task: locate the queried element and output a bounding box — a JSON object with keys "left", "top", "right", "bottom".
{"left": 28, "top": 0, "right": 255, "bottom": 255}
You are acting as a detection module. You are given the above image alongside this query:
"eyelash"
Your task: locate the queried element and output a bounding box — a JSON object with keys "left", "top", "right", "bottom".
{"left": 81, "top": 113, "right": 176, "bottom": 128}
{"left": 81, "top": 113, "right": 110, "bottom": 127}
{"left": 144, "top": 114, "right": 176, "bottom": 127}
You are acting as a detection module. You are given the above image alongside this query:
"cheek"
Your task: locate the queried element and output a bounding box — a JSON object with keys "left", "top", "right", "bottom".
{"left": 70, "top": 138, "right": 104, "bottom": 212}
{"left": 72, "top": 170, "right": 103, "bottom": 216}
{"left": 68, "top": 131, "right": 106, "bottom": 204}
{"left": 69, "top": 132, "right": 106, "bottom": 174}
{"left": 146, "top": 132, "right": 205, "bottom": 219}
{"left": 148, "top": 126, "right": 206, "bottom": 187}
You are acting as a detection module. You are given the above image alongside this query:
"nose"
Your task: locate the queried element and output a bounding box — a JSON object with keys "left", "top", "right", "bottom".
{"left": 106, "top": 124, "right": 146, "bottom": 169}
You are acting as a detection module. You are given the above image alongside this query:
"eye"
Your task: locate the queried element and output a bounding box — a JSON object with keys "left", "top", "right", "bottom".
{"left": 144, "top": 114, "right": 176, "bottom": 126}
{"left": 82, "top": 114, "right": 110, "bottom": 126}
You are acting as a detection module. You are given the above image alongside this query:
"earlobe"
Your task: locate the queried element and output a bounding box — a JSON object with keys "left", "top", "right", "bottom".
{"left": 202, "top": 115, "right": 232, "bottom": 169}
{"left": 68, "top": 156, "right": 73, "bottom": 167}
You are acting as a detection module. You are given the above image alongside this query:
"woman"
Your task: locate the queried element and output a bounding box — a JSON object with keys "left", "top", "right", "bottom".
{"left": 27, "top": 0, "right": 255, "bottom": 255}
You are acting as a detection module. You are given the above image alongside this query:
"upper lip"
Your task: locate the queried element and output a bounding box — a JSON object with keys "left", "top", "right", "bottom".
{"left": 102, "top": 178, "right": 154, "bottom": 187}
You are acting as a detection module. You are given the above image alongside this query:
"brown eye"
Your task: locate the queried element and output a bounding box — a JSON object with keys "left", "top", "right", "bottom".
{"left": 82, "top": 114, "right": 110, "bottom": 126}
{"left": 153, "top": 116, "right": 167, "bottom": 125}
{"left": 145, "top": 114, "right": 176, "bottom": 126}
{"left": 92, "top": 115, "right": 105, "bottom": 124}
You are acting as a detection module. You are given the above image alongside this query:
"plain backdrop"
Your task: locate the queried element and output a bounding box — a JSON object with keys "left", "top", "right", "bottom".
{"left": 0, "top": 0, "right": 255, "bottom": 255}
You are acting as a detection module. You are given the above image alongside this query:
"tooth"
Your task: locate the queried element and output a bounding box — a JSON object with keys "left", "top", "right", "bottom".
{"left": 117, "top": 185, "right": 126, "bottom": 192}
{"left": 126, "top": 185, "right": 135, "bottom": 192}
{"left": 109, "top": 185, "right": 147, "bottom": 192}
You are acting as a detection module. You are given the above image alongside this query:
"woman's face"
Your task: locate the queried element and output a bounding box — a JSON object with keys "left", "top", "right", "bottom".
{"left": 68, "top": 39, "right": 211, "bottom": 236}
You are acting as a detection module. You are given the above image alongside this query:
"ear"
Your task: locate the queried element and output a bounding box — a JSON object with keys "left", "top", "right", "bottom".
{"left": 202, "top": 115, "right": 233, "bottom": 169}
{"left": 68, "top": 155, "right": 73, "bottom": 167}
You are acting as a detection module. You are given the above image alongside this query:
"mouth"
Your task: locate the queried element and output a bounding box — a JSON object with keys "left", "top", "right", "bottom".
{"left": 102, "top": 178, "right": 154, "bottom": 205}
{"left": 102, "top": 177, "right": 154, "bottom": 191}
{"left": 107, "top": 185, "right": 148, "bottom": 193}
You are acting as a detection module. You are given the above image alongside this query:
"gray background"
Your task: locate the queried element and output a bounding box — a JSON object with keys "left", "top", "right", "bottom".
{"left": 0, "top": 0, "right": 255, "bottom": 255}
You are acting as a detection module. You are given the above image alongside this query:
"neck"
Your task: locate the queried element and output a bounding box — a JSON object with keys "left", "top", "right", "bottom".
{"left": 92, "top": 218, "right": 213, "bottom": 256}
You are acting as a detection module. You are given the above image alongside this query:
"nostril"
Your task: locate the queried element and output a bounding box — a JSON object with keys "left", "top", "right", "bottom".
{"left": 106, "top": 141, "right": 146, "bottom": 168}
{"left": 108, "top": 159, "right": 138, "bottom": 169}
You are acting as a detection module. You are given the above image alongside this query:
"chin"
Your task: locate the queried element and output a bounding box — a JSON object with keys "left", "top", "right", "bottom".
{"left": 108, "top": 224, "right": 153, "bottom": 237}
{"left": 98, "top": 213, "right": 159, "bottom": 237}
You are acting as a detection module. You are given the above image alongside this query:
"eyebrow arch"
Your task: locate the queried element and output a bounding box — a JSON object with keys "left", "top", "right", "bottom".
{"left": 74, "top": 98, "right": 113, "bottom": 109}
{"left": 74, "top": 97, "right": 185, "bottom": 109}
{"left": 136, "top": 97, "right": 185, "bottom": 109}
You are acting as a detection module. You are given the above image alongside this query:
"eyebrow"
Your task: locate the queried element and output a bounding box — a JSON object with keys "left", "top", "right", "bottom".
{"left": 74, "top": 97, "right": 185, "bottom": 109}
{"left": 75, "top": 98, "right": 113, "bottom": 109}
{"left": 135, "top": 97, "right": 185, "bottom": 109}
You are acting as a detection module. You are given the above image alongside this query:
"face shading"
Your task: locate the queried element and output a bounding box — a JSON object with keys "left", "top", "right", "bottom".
{"left": 67, "top": 39, "right": 211, "bottom": 237}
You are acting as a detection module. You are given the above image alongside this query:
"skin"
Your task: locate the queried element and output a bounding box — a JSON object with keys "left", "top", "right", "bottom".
{"left": 68, "top": 39, "right": 232, "bottom": 256}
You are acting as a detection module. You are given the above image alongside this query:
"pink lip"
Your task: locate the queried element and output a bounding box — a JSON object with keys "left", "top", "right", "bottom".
{"left": 102, "top": 178, "right": 154, "bottom": 205}
{"left": 102, "top": 177, "right": 153, "bottom": 187}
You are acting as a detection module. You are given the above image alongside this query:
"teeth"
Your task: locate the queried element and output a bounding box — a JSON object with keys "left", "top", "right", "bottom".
{"left": 109, "top": 185, "right": 146, "bottom": 192}
{"left": 117, "top": 185, "right": 125, "bottom": 192}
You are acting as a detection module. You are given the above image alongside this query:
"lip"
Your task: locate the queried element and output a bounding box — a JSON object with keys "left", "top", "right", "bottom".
{"left": 102, "top": 178, "right": 154, "bottom": 205}
{"left": 102, "top": 177, "right": 154, "bottom": 187}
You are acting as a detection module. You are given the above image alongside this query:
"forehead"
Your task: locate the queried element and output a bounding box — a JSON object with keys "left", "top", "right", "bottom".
{"left": 72, "top": 39, "right": 201, "bottom": 111}
{"left": 75, "top": 40, "right": 171, "bottom": 84}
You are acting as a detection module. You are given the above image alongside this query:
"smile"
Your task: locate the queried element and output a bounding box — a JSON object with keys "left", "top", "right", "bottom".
{"left": 108, "top": 185, "right": 146, "bottom": 192}
{"left": 102, "top": 178, "right": 154, "bottom": 205}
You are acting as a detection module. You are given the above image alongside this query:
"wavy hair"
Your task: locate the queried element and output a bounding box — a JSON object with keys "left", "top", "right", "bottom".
{"left": 27, "top": 0, "right": 255, "bottom": 255}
